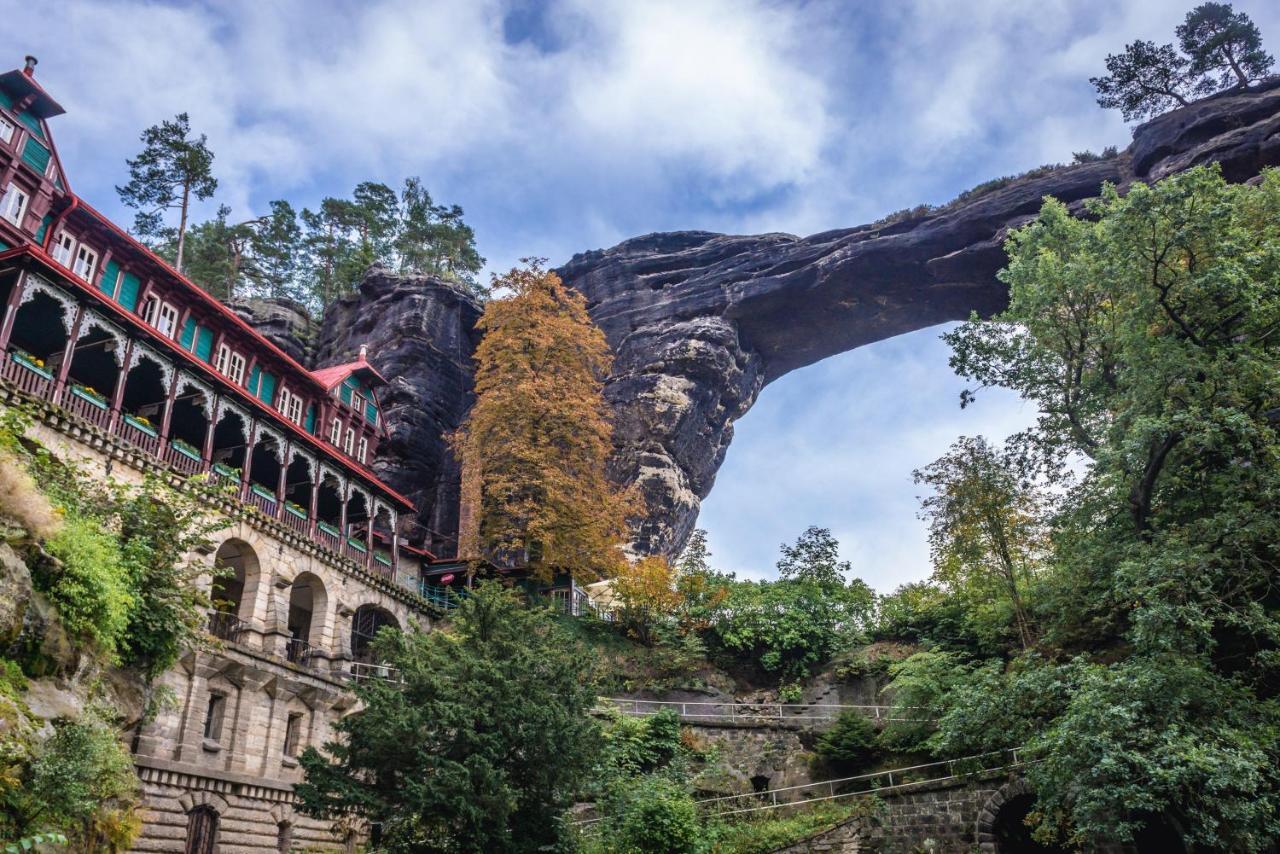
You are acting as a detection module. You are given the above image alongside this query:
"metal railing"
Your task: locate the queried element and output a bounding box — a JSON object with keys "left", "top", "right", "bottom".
{"left": 349, "top": 660, "right": 403, "bottom": 684}
{"left": 285, "top": 637, "right": 314, "bottom": 667}
{"left": 206, "top": 610, "right": 248, "bottom": 643}
{"left": 593, "top": 697, "right": 930, "bottom": 724}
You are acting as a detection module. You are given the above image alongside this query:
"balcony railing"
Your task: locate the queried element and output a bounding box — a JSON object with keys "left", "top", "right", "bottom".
{"left": 285, "top": 637, "right": 315, "bottom": 667}
{"left": 349, "top": 660, "right": 402, "bottom": 684}
{"left": 0, "top": 345, "right": 406, "bottom": 583}
{"left": 207, "top": 609, "right": 248, "bottom": 643}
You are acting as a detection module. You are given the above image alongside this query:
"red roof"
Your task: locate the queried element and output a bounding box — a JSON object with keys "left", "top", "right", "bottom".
{"left": 0, "top": 243, "right": 416, "bottom": 511}
{"left": 311, "top": 357, "right": 388, "bottom": 390}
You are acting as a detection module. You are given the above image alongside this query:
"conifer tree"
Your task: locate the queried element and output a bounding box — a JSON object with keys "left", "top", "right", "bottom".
{"left": 1177, "top": 2, "right": 1273, "bottom": 90}
{"left": 452, "top": 259, "right": 633, "bottom": 583}
{"left": 116, "top": 113, "right": 217, "bottom": 272}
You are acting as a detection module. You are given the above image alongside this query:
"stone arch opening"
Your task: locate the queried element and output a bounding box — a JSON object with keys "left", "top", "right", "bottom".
{"left": 750, "top": 774, "right": 770, "bottom": 794}
{"left": 184, "top": 804, "right": 219, "bottom": 854}
{"left": 209, "top": 539, "right": 261, "bottom": 640}
{"left": 351, "top": 604, "right": 399, "bottom": 663}
{"left": 991, "top": 791, "right": 1067, "bottom": 853}
{"left": 287, "top": 571, "right": 328, "bottom": 661}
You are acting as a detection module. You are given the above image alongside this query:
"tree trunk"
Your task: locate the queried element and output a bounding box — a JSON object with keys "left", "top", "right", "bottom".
{"left": 175, "top": 182, "right": 191, "bottom": 273}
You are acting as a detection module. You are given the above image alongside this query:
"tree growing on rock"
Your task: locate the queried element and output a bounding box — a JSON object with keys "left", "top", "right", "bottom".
{"left": 1090, "top": 40, "right": 1197, "bottom": 121}
{"left": 115, "top": 113, "right": 217, "bottom": 273}
{"left": 1177, "top": 2, "right": 1274, "bottom": 90}
{"left": 451, "top": 259, "right": 633, "bottom": 583}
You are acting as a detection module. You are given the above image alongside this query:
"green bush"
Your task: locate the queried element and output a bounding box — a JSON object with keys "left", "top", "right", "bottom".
{"left": 814, "top": 711, "right": 877, "bottom": 775}
{"left": 38, "top": 517, "right": 132, "bottom": 658}
{"left": 608, "top": 775, "right": 701, "bottom": 854}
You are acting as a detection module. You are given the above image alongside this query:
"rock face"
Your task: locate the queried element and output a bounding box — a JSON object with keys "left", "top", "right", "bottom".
{"left": 227, "top": 297, "right": 314, "bottom": 364}
{"left": 557, "top": 79, "right": 1280, "bottom": 556}
{"left": 312, "top": 268, "right": 483, "bottom": 554}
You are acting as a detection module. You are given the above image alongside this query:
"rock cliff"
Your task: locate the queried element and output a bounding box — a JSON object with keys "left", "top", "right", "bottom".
{"left": 557, "top": 79, "right": 1280, "bottom": 556}
{"left": 259, "top": 81, "right": 1280, "bottom": 559}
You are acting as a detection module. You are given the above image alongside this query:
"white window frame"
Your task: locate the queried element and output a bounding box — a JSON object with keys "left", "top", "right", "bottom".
{"left": 51, "top": 231, "right": 75, "bottom": 267}
{"left": 279, "top": 387, "right": 303, "bottom": 425}
{"left": 343, "top": 426, "right": 356, "bottom": 456}
{"left": 329, "top": 417, "right": 342, "bottom": 445}
{"left": 147, "top": 299, "right": 179, "bottom": 338}
{"left": 72, "top": 243, "right": 98, "bottom": 282}
{"left": 0, "top": 116, "right": 14, "bottom": 145}
{"left": 352, "top": 392, "right": 365, "bottom": 419}
{"left": 214, "top": 342, "right": 231, "bottom": 375}
{"left": 357, "top": 436, "right": 368, "bottom": 464}
{"left": 227, "top": 351, "right": 246, "bottom": 386}
{"left": 0, "top": 184, "right": 26, "bottom": 227}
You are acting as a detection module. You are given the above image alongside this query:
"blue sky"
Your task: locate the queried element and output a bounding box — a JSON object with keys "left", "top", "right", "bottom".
{"left": 7, "top": 0, "right": 1278, "bottom": 590}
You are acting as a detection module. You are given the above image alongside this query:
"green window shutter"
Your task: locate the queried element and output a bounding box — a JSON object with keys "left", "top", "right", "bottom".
{"left": 247, "top": 365, "right": 261, "bottom": 396}
{"left": 118, "top": 273, "right": 141, "bottom": 311}
{"left": 258, "top": 371, "right": 277, "bottom": 404}
{"left": 194, "top": 326, "right": 214, "bottom": 362}
{"left": 340, "top": 377, "right": 356, "bottom": 404}
{"left": 21, "top": 138, "right": 49, "bottom": 174}
{"left": 365, "top": 400, "right": 378, "bottom": 424}
{"left": 17, "top": 112, "right": 43, "bottom": 140}
{"left": 305, "top": 404, "right": 317, "bottom": 433}
{"left": 179, "top": 316, "right": 197, "bottom": 350}
{"left": 34, "top": 213, "right": 53, "bottom": 245}
{"left": 99, "top": 261, "right": 121, "bottom": 297}
{"left": 0, "top": 240, "right": 8, "bottom": 251}
{"left": 0, "top": 89, "right": 12, "bottom": 109}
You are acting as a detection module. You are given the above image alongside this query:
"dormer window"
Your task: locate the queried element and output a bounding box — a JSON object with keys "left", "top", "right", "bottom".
{"left": 0, "top": 185, "right": 25, "bottom": 227}
{"left": 51, "top": 232, "right": 74, "bottom": 266}
{"left": 72, "top": 244, "right": 98, "bottom": 282}
{"left": 0, "top": 117, "right": 13, "bottom": 145}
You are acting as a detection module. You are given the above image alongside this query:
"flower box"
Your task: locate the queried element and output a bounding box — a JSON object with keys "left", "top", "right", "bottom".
{"left": 346, "top": 538, "right": 368, "bottom": 553}
{"left": 284, "top": 502, "right": 308, "bottom": 520}
{"left": 250, "top": 484, "right": 277, "bottom": 502}
{"left": 171, "top": 440, "right": 202, "bottom": 461}
{"left": 123, "top": 414, "right": 158, "bottom": 437}
{"left": 373, "top": 552, "right": 393, "bottom": 566}
{"left": 11, "top": 351, "right": 52, "bottom": 379}
{"left": 317, "top": 521, "right": 341, "bottom": 538}
{"left": 212, "top": 462, "right": 239, "bottom": 479}
{"left": 70, "top": 385, "right": 108, "bottom": 408}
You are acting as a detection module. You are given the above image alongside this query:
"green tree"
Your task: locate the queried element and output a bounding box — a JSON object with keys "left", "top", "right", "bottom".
{"left": 776, "top": 526, "right": 851, "bottom": 586}
{"left": 396, "top": 177, "right": 486, "bottom": 294}
{"left": 814, "top": 711, "right": 877, "bottom": 775}
{"left": 1090, "top": 40, "right": 1196, "bottom": 121}
{"left": 1177, "top": 2, "right": 1273, "bottom": 90}
{"left": 295, "top": 583, "right": 599, "bottom": 852}
{"left": 115, "top": 113, "right": 217, "bottom": 272}
{"left": 914, "top": 436, "right": 1045, "bottom": 650}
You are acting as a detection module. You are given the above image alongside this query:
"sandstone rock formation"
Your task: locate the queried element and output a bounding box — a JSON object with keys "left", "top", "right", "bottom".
{"left": 312, "top": 269, "right": 483, "bottom": 555}
{"left": 227, "top": 297, "right": 314, "bottom": 365}
{"left": 265, "top": 81, "right": 1280, "bottom": 560}
{"left": 557, "top": 79, "right": 1280, "bottom": 557}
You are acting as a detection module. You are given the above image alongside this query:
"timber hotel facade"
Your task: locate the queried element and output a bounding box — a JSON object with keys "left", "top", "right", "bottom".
{"left": 0, "top": 57, "right": 441, "bottom": 851}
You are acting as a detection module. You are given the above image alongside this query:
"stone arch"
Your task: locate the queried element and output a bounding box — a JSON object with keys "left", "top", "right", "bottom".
{"left": 350, "top": 603, "right": 400, "bottom": 663}
{"left": 287, "top": 571, "right": 329, "bottom": 657}
{"left": 210, "top": 538, "right": 262, "bottom": 634}
{"left": 976, "top": 778, "right": 1063, "bottom": 854}
{"left": 177, "top": 790, "right": 230, "bottom": 815}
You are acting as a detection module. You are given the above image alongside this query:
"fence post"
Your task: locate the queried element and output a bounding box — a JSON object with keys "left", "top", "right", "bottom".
{"left": 887, "top": 771, "right": 894, "bottom": 788}
{"left": 681, "top": 702, "right": 687, "bottom": 718}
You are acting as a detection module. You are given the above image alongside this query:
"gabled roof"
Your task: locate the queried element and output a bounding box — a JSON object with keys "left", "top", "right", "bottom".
{"left": 311, "top": 354, "right": 388, "bottom": 391}
{"left": 0, "top": 68, "right": 64, "bottom": 119}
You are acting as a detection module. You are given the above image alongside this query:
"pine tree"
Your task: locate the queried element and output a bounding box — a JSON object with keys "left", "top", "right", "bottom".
{"left": 452, "top": 260, "right": 633, "bottom": 583}
{"left": 1090, "top": 40, "right": 1196, "bottom": 121}
{"left": 1177, "top": 2, "right": 1273, "bottom": 90}
{"left": 115, "top": 113, "right": 217, "bottom": 272}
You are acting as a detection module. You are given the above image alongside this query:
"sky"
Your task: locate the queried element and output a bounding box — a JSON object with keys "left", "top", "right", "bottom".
{"left": 6, "top": 0, "right": 1278, "bottom": 591}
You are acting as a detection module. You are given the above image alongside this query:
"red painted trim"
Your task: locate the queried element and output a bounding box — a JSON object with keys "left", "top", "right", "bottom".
{"left": 41, "top": 193, "right": 75, "bottom": 251}
{"left": 0, "top": 244, "right": 415, "bottom": 510}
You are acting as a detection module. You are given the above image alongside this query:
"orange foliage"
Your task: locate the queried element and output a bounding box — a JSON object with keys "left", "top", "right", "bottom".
{"left": 451, "top": 260, "right": 634, "bottom": 583}
{"left": 614, "top": 555, "right": 682, "bottom": 644}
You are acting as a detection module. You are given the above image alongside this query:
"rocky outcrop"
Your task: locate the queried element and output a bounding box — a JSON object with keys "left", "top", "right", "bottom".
{"left": 312, "top": 269, "right": 483, "bottom": 554}
{"left": 227, "top": 297, "right": 314, "bottom": 365}
{"left": 557, "top": 79, "right": 1280, "bottom": 556}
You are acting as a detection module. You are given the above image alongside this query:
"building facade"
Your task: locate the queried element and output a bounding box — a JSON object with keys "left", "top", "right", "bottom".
{"left": 0, "top": 57, "right": 441, "bottom": 852}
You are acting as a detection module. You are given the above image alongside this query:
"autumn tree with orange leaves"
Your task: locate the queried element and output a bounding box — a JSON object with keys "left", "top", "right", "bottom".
{"left": 452, "top": 260, "right": 633, "bottom": 583}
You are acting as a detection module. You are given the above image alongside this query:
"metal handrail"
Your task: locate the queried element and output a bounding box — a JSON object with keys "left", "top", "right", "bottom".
{"left": 593, "top": 697, "right": 932, "bottom": 723}
{"left": 206, "top": 610, "right": 248, "bottom": 642}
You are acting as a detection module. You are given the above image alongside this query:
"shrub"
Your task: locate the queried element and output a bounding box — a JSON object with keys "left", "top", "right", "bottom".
{"left": 38, "top": 517, "right": 132, "bottom": 658}
{"left": 814, "top": 711, "right": 877, "bottom": 775}
{"left": 608, "top": 775, "right": 701, "bottom": 854}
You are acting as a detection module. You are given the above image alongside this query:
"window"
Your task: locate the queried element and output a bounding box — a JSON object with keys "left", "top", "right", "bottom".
{"left": 72, "top": 244, "right": 98, "bottom": 282}
{"left": 0, "top": 116, "right": 13, "bottom": 145}
{"left": 203, "top": 693, "right": 226, "bottom": 741}
{"left": 329, "top": 417, "right": 342, "bottom": 445}
{"left": 344, "top": 427, "right": 356, "bottom": 456}
{"left": 216, "top": 344, "right": 247, "bottom": 385}
{"left": 352, "top": 392, "right": 365, "bottom": 418}
{"left": 51, "top": 231, "right": 75, "bottom": 266}
{"left": 276, "top": 822, "right": 292, "bottom": 853}
{"left": 279, "top": 388, "right": 303, "bottom": 425}
{"left": 357, "top": 437, "right": 368, "bottom": 464}
{"left": 0, "top": 184, "right": 26, "bottom": 228}
{"left": 0, "top": 184, "right": 24, "bottom": 227}
{"left": 283, "top": 712, "right": 303, "bottom": 758}
{"left": 156, "top": 302, "right": 179, "bottom": 337}
{"left": 185, "top": 806, "right": 219, "bottom": 854}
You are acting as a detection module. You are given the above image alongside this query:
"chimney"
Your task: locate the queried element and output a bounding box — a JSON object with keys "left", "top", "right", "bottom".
{"left": 358, "top": 344, "right": 368, "bottom": 361}
{"left": 22, "top": 56, "right": 36, "bottom": 77}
